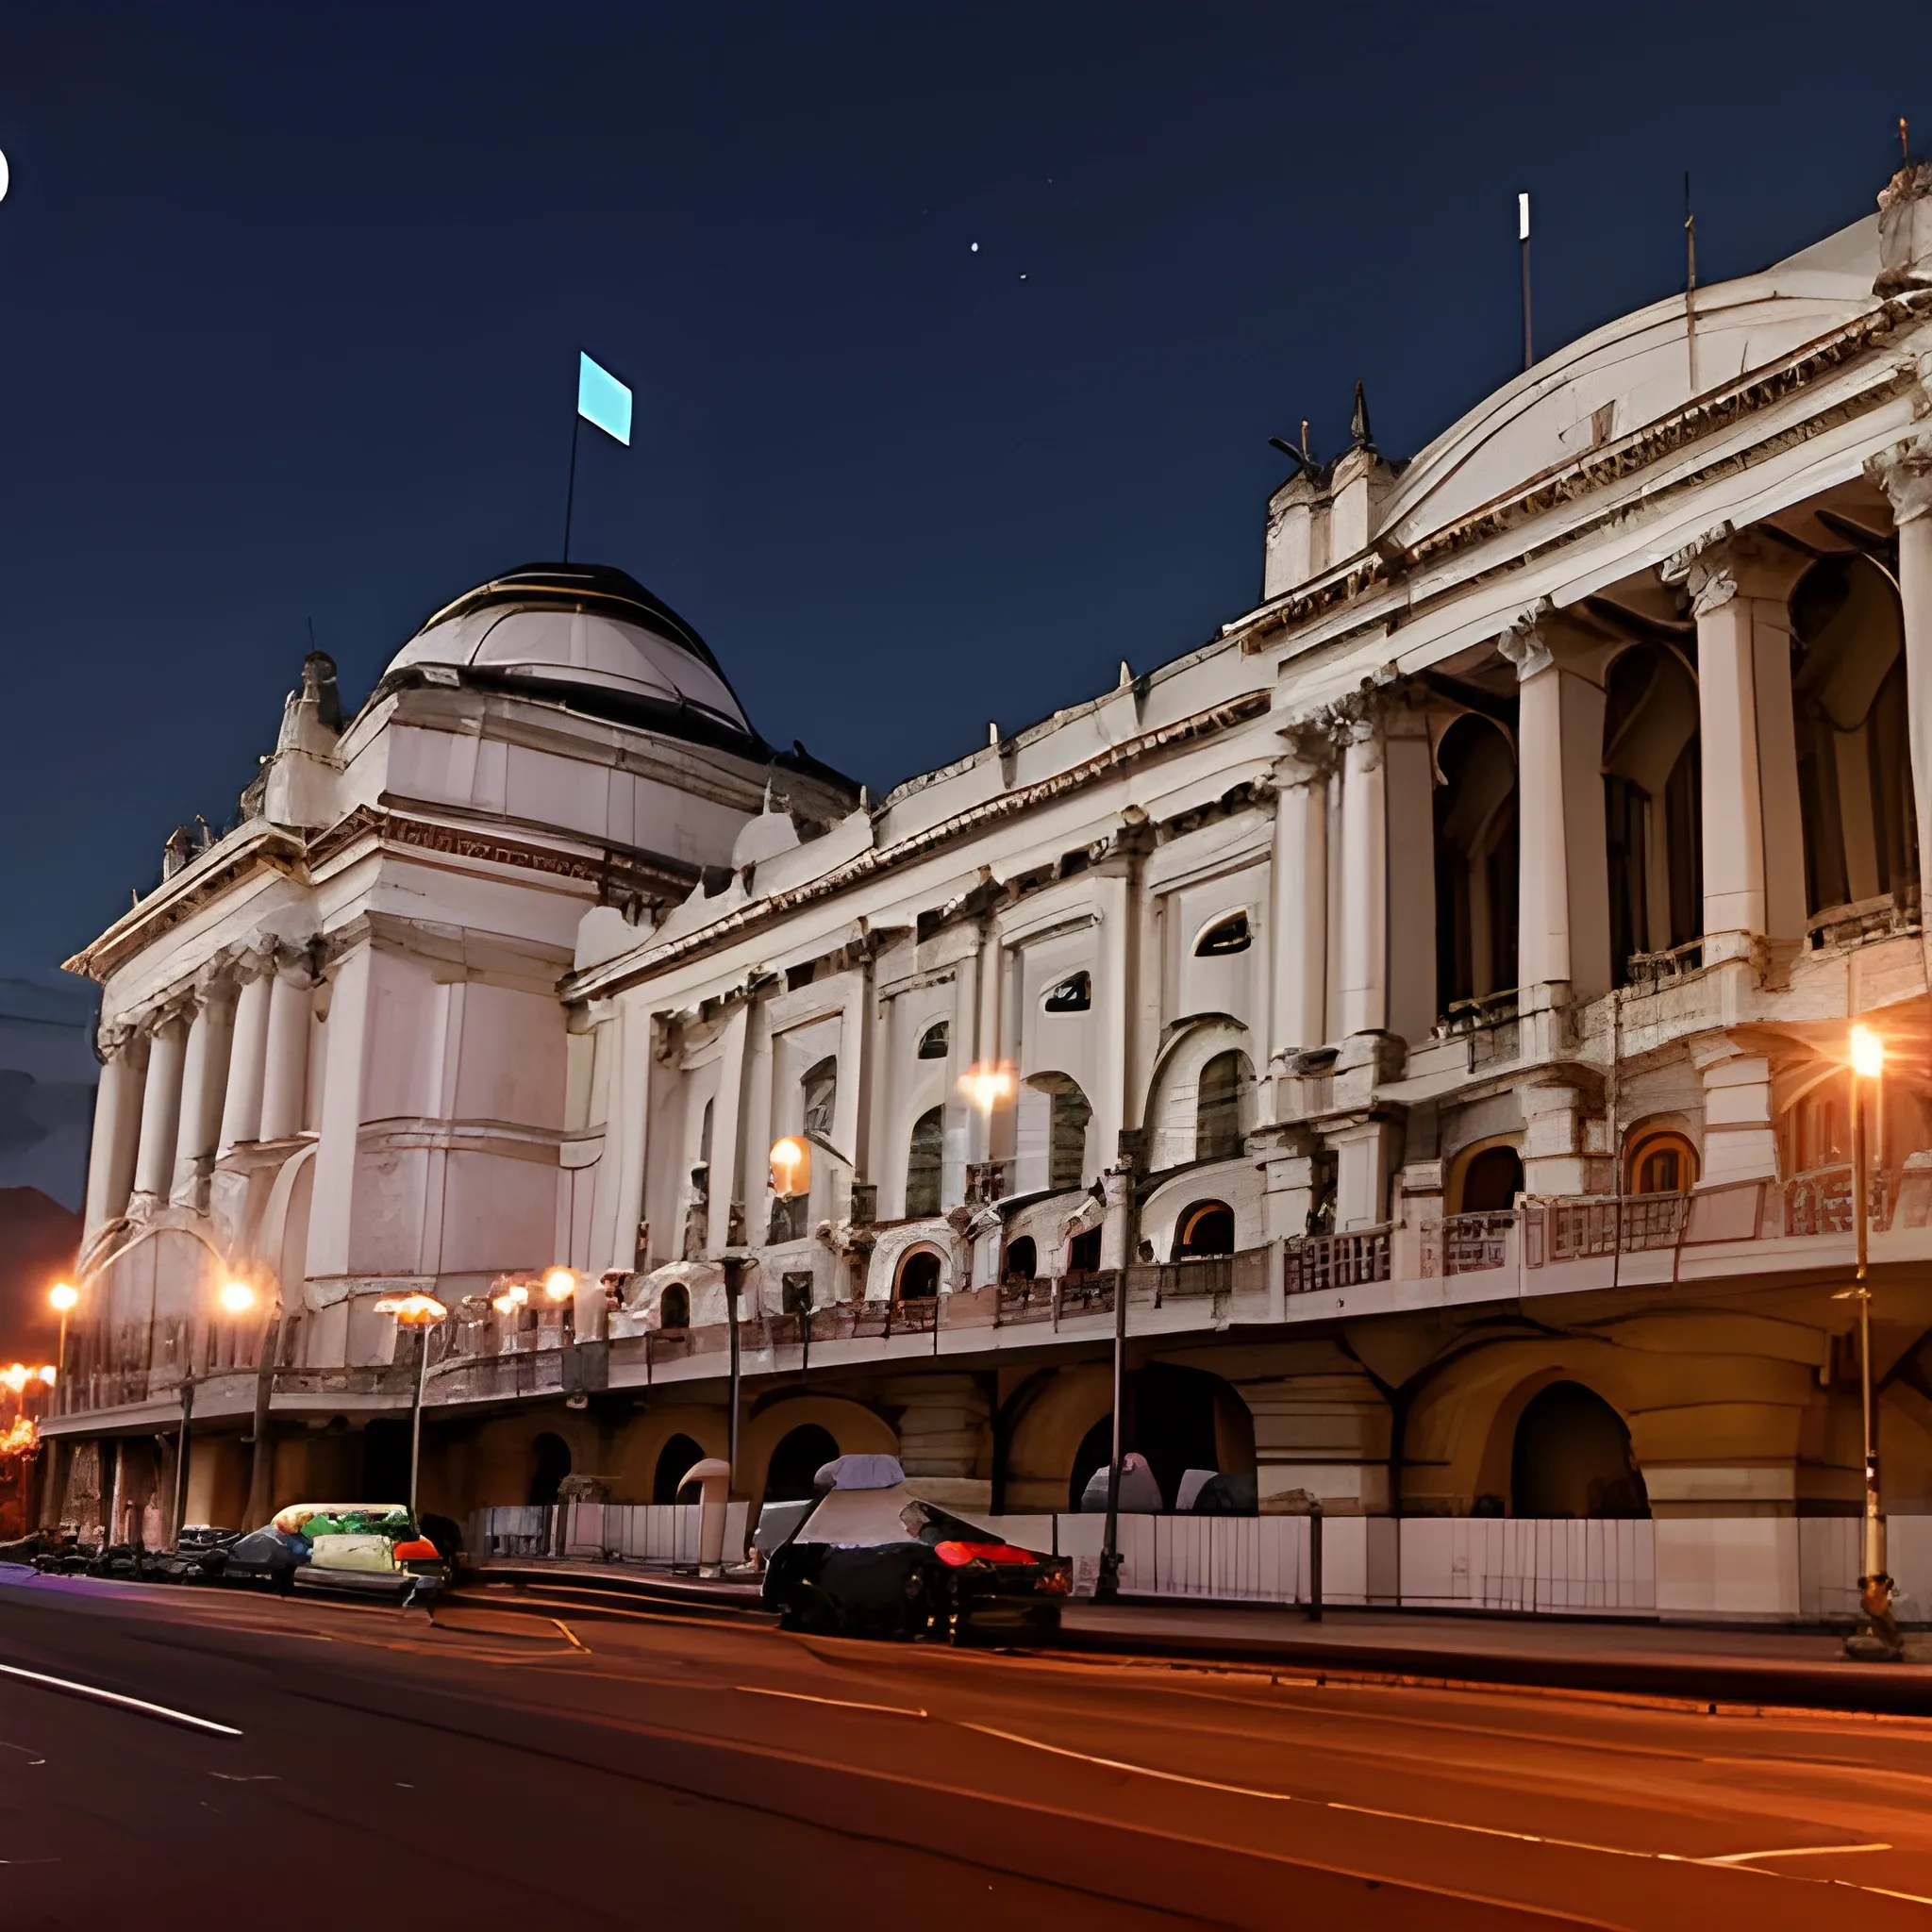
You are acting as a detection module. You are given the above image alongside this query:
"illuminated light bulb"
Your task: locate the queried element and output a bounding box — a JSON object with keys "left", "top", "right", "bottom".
{"left": 48, "top": 1283, "right": 77, "bottom": 1313}
{"left": 770, "top": 1137, "right": 805, "bottom": 1175}
{"left": 542, "top": 1267, "right": 576, "bottom": 1302}
{"left": 37, "top": 1366, "right": 55, "bottom": 1387}
{"left": 1851, "top": 1024, "right": 1886, "bottom": 1080}
{"left": 218, "top": 1280, "right": 257, "bottom": 1314}
{"left": 491, "top": 1293, "right": 517, "bottom": 1315}
{"left": 374, "top": 1292, "right": 449, "bottom": 1326}
{"left": 958, "top": 1062, "right": 1015, "bottom": 1113}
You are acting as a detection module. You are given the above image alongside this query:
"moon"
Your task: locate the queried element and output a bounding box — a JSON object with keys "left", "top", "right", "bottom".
{"left": 0, "top": 150, "right": 9, "bottom": 204}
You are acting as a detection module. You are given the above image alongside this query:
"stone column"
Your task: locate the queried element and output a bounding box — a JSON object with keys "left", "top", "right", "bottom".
{"left": 257, "top": 950, "right": 313, "bottom": 1141}
{"left": 1269, "top": 735, "right": 1332, "bottom": 1060}
{"left": 1867, "top": 426, "right": 1932, "bottom": 967}
{"left": 171, "top": 980, "right": 236, "bottom": 1205}
{"left": 706, "top": 998, "right": 753, "bottom": 1256}
{"left": 82, "top": 1027, "right": 148, "bottom": 1239}
{"left": 1337, "top": 713, "right": 1388, "bottom": 1038}
{"left": 1690, "top": 1036, "right": 1779, "bottom": 1185}
{"left": 1662, "top": 531, "right": 1807, "bottom": 961}
{"left": 131, "top": 1008, "right": 191, "bottom": 1201}
{"left": 217, "top": 955, "right": 274, "bottom": 1152}
{"left": 1499, "top": 607, "right": 1611, "bottom": 1003}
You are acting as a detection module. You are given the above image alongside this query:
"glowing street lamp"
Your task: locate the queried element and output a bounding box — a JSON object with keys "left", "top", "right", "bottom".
{"left": 542, "top": 1267, "right": 576, "bottom": 1303}
{"left": 958, "top": 1063, "right": 1015, "bottom": 1115}
{"left": 1841, "top": 1022, "right": 1892, "bottom": 1646}
{"left": 375, "top": 1292, "right": 449, "bottom": 1519}
{"left": 48, "top": 1283, "right": 75, "bottom": 1412}
{"left": 217, "top": 1280, "right": 258, "bottom": 1316}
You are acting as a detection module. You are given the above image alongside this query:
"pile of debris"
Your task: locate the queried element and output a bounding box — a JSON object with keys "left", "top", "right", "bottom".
{"left": 0, "top": 1526, "right": 232, "bottom": 1583}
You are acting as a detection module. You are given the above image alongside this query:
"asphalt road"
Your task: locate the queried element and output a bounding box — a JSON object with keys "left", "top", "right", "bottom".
{"left": 4, "top": 1569, "right": 1932, "bottom": 1928}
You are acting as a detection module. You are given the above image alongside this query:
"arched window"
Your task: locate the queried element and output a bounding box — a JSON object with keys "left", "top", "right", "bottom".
{"left": 1193, "top": 910, "right": 1251, "bottom": 957}
{"left": 1067, "top": 1226, "right": 1102, "bottom": 1274}
{"left": 1625, "top": 1129, "right": 1697, "bottom": 1196}
{"left": 1195, "top": 1051, "right": 1247, "bottom": 1161}
{"left": 658, "top": 1283, "right": 690, "bottom": 1330}
{"left": 1042, "top": 971, "right": 1091, "bottom": 1013}
{"left": 1604, "top": 644, "right": 1703, "bottom": 981}
{"left": 906, "top": 1107, "right": 943, "bottom": 1217}
{"left": 1174, "top": 1200, "right": 1235, "bottom": 1257}
{"left": 1433, "top": 714, "right": 1519, "bottom": 1012}
{"left": 765, "top": 1423, "right": 841, "bottom": 1502}
{"left": 897, "top": 1249, "right": 941, "bottom": 1299}
{"left": 916, "top": 1020, "right": 949, "bottom": 1060}
{"left": 1456, "top": 1144, "right": 1523, "bottom": 1213}
{"left": 528, "top": 1431, "right": 572, "bottom": 1507}
{"left": 1003, "top": 1236, "right": 1037, "bottom": 1281}
{"left": 1050, "top": 1085, "right": 1091, "bottom": 1191}
{"left": 654, "top": 1432, "right": 705, "bottom": 1504}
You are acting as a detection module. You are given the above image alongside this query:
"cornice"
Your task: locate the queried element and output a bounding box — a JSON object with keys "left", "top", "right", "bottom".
{"left": 565, "top": 689, "right": 1272, "bottom": 1002}
{"left": 1233, "top": 293, "right": 1932, "bottom": 660}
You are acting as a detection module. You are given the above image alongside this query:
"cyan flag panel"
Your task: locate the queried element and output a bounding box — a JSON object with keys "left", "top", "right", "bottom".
{"left": 577, "top": 352, "right": 632, "bottom": 445}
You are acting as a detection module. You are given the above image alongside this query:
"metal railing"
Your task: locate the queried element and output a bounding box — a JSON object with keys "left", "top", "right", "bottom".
{"left": 1784, "top": 1163, "right": 1892, "bottom": 1238}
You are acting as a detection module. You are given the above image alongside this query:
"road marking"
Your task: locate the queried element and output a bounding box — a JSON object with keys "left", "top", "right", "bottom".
{"left": 736, "top": 1685, "right": 926, "bottom": 1719}
{"left": 959, "top": 1721, "right": 1905, "bottom": 1881}
{"left": 1695, "top": 1842, "right": 1890, "bottom": 1865}
{"left": 0, "top": 1661, "right": 241, "bottom": 1737}
{"left": 550, "top": 1618, "right": 588, "bottom": 1653}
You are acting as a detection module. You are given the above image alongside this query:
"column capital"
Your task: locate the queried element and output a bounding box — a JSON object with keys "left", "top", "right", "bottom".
{"left": 1273, "top": 716, "right": 1342, "bottom": 784}
{"left": 96, "top": 1021, "right": 139, "bottom": 1060}
{"left": 1662, "top": 524, "right": 1807, "bottom": 610}
{"left": 1865, "top": 429, "right": 1932, "bottom": 526}
{"left": 1496, "top": 597, "right": 1555, "bottom": 679}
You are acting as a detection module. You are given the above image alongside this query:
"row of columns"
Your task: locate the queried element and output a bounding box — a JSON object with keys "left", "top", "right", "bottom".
{"left": 82, "top": 941, "right": 316, "bottom": 1243}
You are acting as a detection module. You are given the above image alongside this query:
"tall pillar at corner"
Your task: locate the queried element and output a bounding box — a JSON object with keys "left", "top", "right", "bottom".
{"left": 1500, "top": 609, "right": 1610, "bottom": 1002}
{"left": 1868, "top": 431, "right": 1932, "bottom": 952}
{"left": 1268, "top": 734, "right": 1332, "bottom": 1060}
{"left": 172, "top": 982, "right": 236, "bottom": 1204}
{"left": 82, "top": 1030, "right": 148, "bottom": 1239}
{"left": 131, "top": 1009, "right": 190, "bottom": 1200}
{"left": 258, "top": 951, "right": 313, "bottom": 1141}
{"left": 218, "top": 955, "right": 274, "bottom": 1152}
{"left": 1337, "top": 716, "right": 1388, "bottom": 1038}
{"left": 1663, "top": 532, "right": 1807, "bottom": 960}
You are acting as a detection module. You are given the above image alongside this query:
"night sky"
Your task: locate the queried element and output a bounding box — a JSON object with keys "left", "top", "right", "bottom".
{"left": 0, "top": 4, "right": 1923, "bottom": 990}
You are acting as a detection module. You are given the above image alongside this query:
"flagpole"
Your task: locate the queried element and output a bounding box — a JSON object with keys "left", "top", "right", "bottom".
{"left": 562, "top": 412, "right": 582, "bottom": 563}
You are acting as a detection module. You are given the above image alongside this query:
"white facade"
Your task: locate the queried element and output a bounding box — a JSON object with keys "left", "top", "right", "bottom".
{"left": 48, "top": 168, "right": 1932, "bottom": 1616}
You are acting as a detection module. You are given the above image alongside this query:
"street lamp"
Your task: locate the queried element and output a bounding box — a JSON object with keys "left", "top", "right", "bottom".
{"left": 375, "top": 1292, "right": 448, "bottom": 1521}
{"left": 48, "top": 1283, "right": 76, "bottom": 1413}
{"left": 1838, "top": 1023, "right": 1896, "bottom": 1653}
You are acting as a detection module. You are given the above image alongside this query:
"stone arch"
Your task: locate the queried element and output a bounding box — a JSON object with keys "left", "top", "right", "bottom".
{"left": 762, "top": 1422, "right": 841, "bottom": 1501}
{"left": 1792, "top": 553, "right": 1916, "bottom": 918}
{"left": 864, "top": 1222, "right": 962, "bottom": 1300}
{"left": 1509, "top": 1380, "right": 1649, "bottom": 1518}
{"left": 1450, "top": 1140, "right": 1523, "bottom": 1214}
{"left": 653, "top": 1432, "right": 706, "bottom": 1502}
{"left": 1173, "top": 1198, "right": 1235, "bottom": 1257}
{"left": 1143, "top": 1018, "right": 1253, "bottom": 1173}
{"left": 741, "top": 1391, "right": 898, "bottom": 1509}
{"left": 895, "top": 1246, "right": 942, "bottom": 1299}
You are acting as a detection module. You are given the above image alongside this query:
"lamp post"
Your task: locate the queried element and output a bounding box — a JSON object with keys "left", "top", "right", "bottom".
{"left": 48, "top": 1284, "right": 75, "bottom": 1413}
{"left": 1846, "top": 1023, "right": 1892, "bottom": 1641}
{"left": 375, "top": 1293, "right": 448, "bottom": 1521}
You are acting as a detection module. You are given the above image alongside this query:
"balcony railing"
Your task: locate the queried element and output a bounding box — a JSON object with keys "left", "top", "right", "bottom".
{"left": 1441, "top": 1209, "right": 1514, "bottom": 1274}
{"left": 1783, "top": 1163, "right": 1892, "bottom": 1238}
{"left": 1288, "top": 1225, "right": 1391, "bottom": 1295}
{"left": 1523, "top": 1193, "right": 1691, "bottom": 1265}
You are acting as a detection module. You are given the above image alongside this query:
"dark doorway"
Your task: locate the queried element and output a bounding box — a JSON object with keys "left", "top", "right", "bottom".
{"left": 1067, "top": 1226, "right": 1102, "bottom": 1274}
{"left": 1195, "top": 1053, "right": 1247, "bottom": 1161}
{"left": 1458, "top": 1146, "right": 1523, "bottom": 1213}
{"left": 764, "top": 1423, "right": 841, "bottom": 1501}
{"left": 1066, "top": 1364, "right": 1256, "bottom": 1511}
{"left": 528, "top": 1431, "right": 573, "bottom": 1507}
{"left": 658, "top": 1283, "right": 690, "bottom": 1329}
{"left": 897, "top": 1250, "right": 941, "bottom": 1299}
{"left": 1511, "top": 1381, "right": 1648, "bottom": 1518}
{"left": 653, "top": 1432, "right": 704, "bottom": 1504}
{"left": 362, "top": 1419, "right": 410, "bottom": 1506}
{"left": 1003, "top": 1236, "right": 1037, "bottom": 1281}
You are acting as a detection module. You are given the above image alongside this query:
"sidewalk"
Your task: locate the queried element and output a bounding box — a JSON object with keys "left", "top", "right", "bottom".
{"left": 1061, "top": 1598, "right": 1932, "bottom": 1715}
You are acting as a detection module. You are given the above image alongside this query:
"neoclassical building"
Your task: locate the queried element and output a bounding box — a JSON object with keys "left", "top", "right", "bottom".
{"left": 47, "top": 162, "right": 1932, "bottom": 1613}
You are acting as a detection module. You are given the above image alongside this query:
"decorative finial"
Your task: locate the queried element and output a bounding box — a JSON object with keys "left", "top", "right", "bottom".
{"left": 1350, "top": 380, "right": 1374, "bottom": 452}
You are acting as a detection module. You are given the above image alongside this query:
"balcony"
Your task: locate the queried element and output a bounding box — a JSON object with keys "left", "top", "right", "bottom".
{"left": 1287, "top": 1225, "right": 1391, "bottom": 1294}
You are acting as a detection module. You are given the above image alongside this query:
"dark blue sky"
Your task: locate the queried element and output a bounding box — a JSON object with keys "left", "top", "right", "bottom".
{"left": 0, "top": 4, "right": 1921, "bottom": 986}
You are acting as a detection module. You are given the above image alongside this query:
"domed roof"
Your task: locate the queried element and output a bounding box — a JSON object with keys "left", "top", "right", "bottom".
{"left": 387, "top": 561, "right": 753, "bottom": 740}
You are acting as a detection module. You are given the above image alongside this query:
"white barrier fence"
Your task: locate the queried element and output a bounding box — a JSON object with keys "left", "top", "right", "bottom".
{"left": 473, "top": 1502, "right": 1932, "bottom": 1622}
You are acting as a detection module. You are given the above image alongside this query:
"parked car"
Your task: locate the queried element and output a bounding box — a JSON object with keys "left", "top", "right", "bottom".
{"left": 219, "top": 1503, "right": 449, "bottom": 1604}
{"left": 762, "top": 1455, "right": 1070, "bottom": 1642}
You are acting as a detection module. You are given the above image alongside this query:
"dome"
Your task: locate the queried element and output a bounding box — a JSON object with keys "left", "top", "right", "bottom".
{"left": 387, "top": 561, "right": 754, "bottom": 740}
